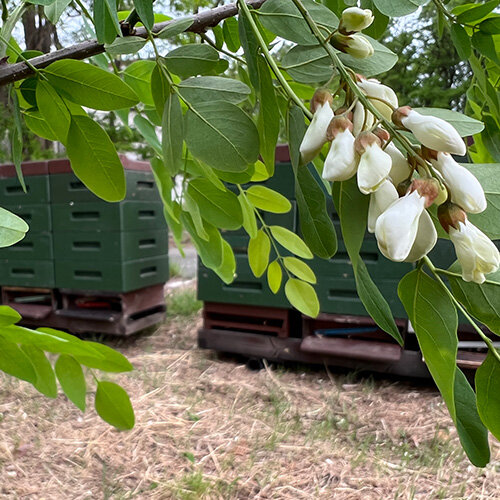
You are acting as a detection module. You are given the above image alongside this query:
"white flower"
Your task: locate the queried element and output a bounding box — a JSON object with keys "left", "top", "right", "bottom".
{"left": 323, "top": 129, "right": 357, "bottom": 182}
{"left": 299, "top": 101, "right": 333, "bottom": 163}
{"left": 334, "top": 33, "right": 374, "bottom": 59}
{"left": 449, "top": 220, "right": 500, "bottom": 284}
{"left": 375, "top": 190, "right": 426, "bottom": 261}
{"left": 403, "top": 210, "right": 437, "bottom": 262}
{"left": 355, "top": 133, "right": 392, "bottom": 194}
{"left": 358, "top": 78, "right": 398, "bottom": 121}
{"left": 394, "top": 107, "right": 466, "bottom": 156}
{"left": 367, "top": 180, "right": 399, "bottom": 233}
{"left": 340, "top": 7, "right": 374, "bottom": 33}
{"left": 385, "top": 142, "right": 411, "bottom": 187}
{"left": 431, "top": 152, "right": 486, "bottom": 214}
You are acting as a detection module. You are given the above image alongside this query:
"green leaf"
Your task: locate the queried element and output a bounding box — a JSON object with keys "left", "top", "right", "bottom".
{"left": 45, "top": 0, "right": 72, "bottom": 24}
{"left": 287, "top": 105, "right": 306, "bottom": 170}
{"left": 95, "top": 381, "right": 135, "bottom": 430}
{"left": 164, "top": 44, "right": 219, "bottom": 78}
{"left": 11, "top": 92, "right": 24, "bottom": 192}
{"left": 246, "top": 186, "right": 291, "bottom": 214}
{"left": 23, "top": 110, "right": 55, "bottom": 141}
{"left": 66, "top": 115, "right": 126, "bottom": 202}
{"left": 19, "top": 77, "right": 37, "bottom": 107}
{"left": 150, "top": 62, "right": 171, "bottom": 117}
{"left": 0, "top": 306, "right": 21, "bottom": 326}
{"left": 285, "top": 278, "right": 319, "bottom": 317}
{"left": 456, "top": 0, "right": 499, "bottom": 23}
{"left": 133, "top": 0, "right": 153, "bottom": 30}
{"left": 223, "top": 17, "right": 240, "bottom": 52}
{"left": 256, "top": 56, "right": 279, "bottom": 176}
{"left": 454, "top": 368, "right": 490, "bottom": 467}
{"left": 55, "top": 354, "right": 87, "bottom": 411}
{"left": 0, "top": 337, "right": 36, "bottom": 383}
{"left": 94, "top": 0, "right": 121, "bottom": 45}
{"left": 184, "top": 191, "right": 209, "bottom": 241}
{"left": 36, "top": 80, "right": 71, "bottom": 143}
{"left": 185, "top": 101, "right": 259, "bottom": 172}
{"left": 74, "top": 340, "right": 133, "bottom": 372}
{"left": 213, "top": 239, "right": 236, "bottom": 284}
{"left": 238, "top": 193, "right": 258, "bottom": 239}
{"left": 21, "top": 345, "right": 57, "bottom": 398}
{"left": 162, "top": 94, "right": 184, "bottom": 175}
{"left": 156, "top": 17, "right": 193, "bottom": 39}
{"left": 446, "top": 262, "right": 500, "bottom": 335}
{"left": 282, "top": 38, "right": 397, "bottom": 84}
{"left": 479, "top": 16, "right": 500, "bottom": 34}
{"left": 295, "top": 166, "right": 337, "bottom": 259}
{"left": 398, "top": 269, "right": 458, "bottom": 420}
{"left": 214, "top": 164, "right": 255, "bottom": 184}
{"left": 373, "top": 0, "right": 427, "bottom": 17}
{"left": 258, "top": 0, "right": 338, "bottom": 46}
{"left": 187, "top": 178, "right": 242, "bottom": 230}
{"left": 178, "top": 76, "right": 250, "bottom": 104}
{"left": 123, "top": 60, "right": 155, "bottom": 106}
{"left": 270, "top": 226, "right": 313, "bottom": 259}
{"left": 471, "top": 31, "right": 500, "bottom": 65}
{"left": 283, "top": 257, "right": 316, "bottom": 284}
{"left": 462, "top": 163, "right": 500, "bottom": 239}
{"left": 105, "top": 36, "right": 147, "bottom": 55}
{"left": 182, "top": 213, "right": 224, "bottom": 270}
{"left": 248, "top": 229, "right": 271, "bottom": 278}
{"left": 133, "top": 115, "right": 162, "bottom": 156}
{"left": 267, "top": 260, "right": 282, "bottom": 293}
{"left": 476, "top": 350, "right": 500, "bottom": 441}
{"left": 44, "top": 60, "right": 139, "bottom": 111}
{"left": 238, "top": 13, "right": 260, "bottom": 89}
{"left": 412, "top": 107, "right": 484, "bottom": 137}
{"left": 0, "top": 206, "right": 29, "bottom": 248}
{"left": 450, "top": 24, "right": 472, "bottom": 60}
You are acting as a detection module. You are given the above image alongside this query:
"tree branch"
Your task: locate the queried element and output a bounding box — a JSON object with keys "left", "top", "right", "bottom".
{"left": 0, "top": 0, "right": 266, "bottom": 87}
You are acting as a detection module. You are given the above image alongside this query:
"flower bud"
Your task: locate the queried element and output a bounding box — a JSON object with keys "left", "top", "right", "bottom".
{"left": 410, "top": 178, "right": 440, "bottom": 208}
{"left": 339, "top": 7, "right": 374, "bottom": 33}
{"left": 448, "top": 219, "right": 500, "bottom": 284}
{"left": 385, "top": 142, "right": 412, "bottom": 187}
{"left": 299, "top": 91, "right": 334, "bottom": 164}
{"left": 375, "top": 190, "right": 427, "bottom": 262}
{"left": 430, "top": 151, "right": 486, "bottom": 214}
{"left": 392, "top": 106, "right": 466, "bottom": 156}
{"left": 437, "top": 201, "right": 467, "bottom": 233}
{"left": 367, "top": 180, "right": 399, "bottom": 233}
{"left": 355, "top": 132, "right": 392, "bottom": 194}
{"left": 323, "top": 124, "right": 357, "bottom": 182}
{"left": 332, "top": 33, "right": 374, "bottom": 59}
{"left": 357, "top": 78, "right": 398, "bottom": 121}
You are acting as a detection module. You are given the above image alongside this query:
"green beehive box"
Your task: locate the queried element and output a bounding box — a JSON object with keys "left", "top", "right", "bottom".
{"left": 0, "top": 232, "right": 53, "bottom": 260}
{"left": 50, "top": 171, "right": 161, "bottom": 203}
{"left": 55, "top": 255, "right": 169, "bottom": 292}
{"left": 4, "top": 204, "right": 52, "bottom": 231}
{"left": 53, "top": 229, "right": 168, "bottom": 262}
{"left": 0, "top": 259, "right": 55, "bottom": 287}
{"left": 51, "top": 201, "right": 165, "bottom": 232}
{"left": 0, "top": 175, "right": 50, "bottom": 204}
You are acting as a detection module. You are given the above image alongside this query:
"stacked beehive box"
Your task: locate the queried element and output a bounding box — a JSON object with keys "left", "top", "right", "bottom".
{"left": 0, "top": 157, "right": 169, "bottom": 335}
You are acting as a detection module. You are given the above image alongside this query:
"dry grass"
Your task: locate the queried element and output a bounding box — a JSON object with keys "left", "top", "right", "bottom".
{"left": 1, "top": 285, "right": 499, "bottom": 499}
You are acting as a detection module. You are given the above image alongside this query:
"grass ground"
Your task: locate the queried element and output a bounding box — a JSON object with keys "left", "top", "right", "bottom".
{"left": 0, "top": 284, "right": 499, "bottom": 499}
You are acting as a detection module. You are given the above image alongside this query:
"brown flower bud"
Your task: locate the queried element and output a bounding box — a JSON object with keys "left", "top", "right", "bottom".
{"left": 437, "top": 202, "right": 467, "bottom": 233}
{"left": 410, "top": 178, "right": 440, "bottom": 208}
{"left": 354, "top": 131, "right": 380, "bottom": 155}
{"left": 373, "top": 127, "right": 390, "bottom": 144}
{"left": 392, "top": 106, "right": 412, "bottom": 129}
{"left": 326, "top": 116, "right": 353, "bottom": 141}
{"left": 311, "top": 88, "right": 333, "bottom": 113}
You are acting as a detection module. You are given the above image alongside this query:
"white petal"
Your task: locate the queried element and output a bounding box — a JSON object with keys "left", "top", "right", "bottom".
{"left": 403, "top": 210, "right": 437, "bottom": 262}
{"left": 352, "top": 101, "right": 365, "bottom": 136}
{"left": 367, "top": 180, "right": 399, "bottom": 233}
{"left": 358, "top": 79, "right": 398, "bottom": 121}
{"left": 385, "top": 142, "right": 411, "bottom": 187}
{"left": 375, "top": 191, "right": 426, "bottom": 262}
{"left": 299, "top": 102, "right": 334, "bottom": 163}
{"left": 431, "top": 152, "right": 486, "bottom": 214}
{"left": 322, "top": 129, "right": 357, "bottom": 181}
{"left": 357, "top": 143, "right": 392, "bottom": 194}
{"left": 402, "top": 110, "right": 466, "bottom": 156}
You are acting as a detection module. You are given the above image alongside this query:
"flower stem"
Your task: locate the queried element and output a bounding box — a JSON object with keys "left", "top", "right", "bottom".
{"left": 423, "top": 256, "right": 500, "bottom": 364}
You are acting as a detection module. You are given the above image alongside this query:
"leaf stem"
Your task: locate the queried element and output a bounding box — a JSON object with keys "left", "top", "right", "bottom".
{"left": 237, "top": 0, "right": 312, "bottom": 119}
{"left": 0, "top": 34, "right": 39, "bottom": 74}
{"left": 423, "top": 256, "right": 500, "bottom": 363}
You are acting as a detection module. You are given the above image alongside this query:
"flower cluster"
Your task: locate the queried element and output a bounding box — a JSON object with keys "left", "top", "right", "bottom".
{"left": 299, "top": 58, "right": 499, "bottom": 284}
{"left": 331, "top": 7, "right": 375, "bottom": 59}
